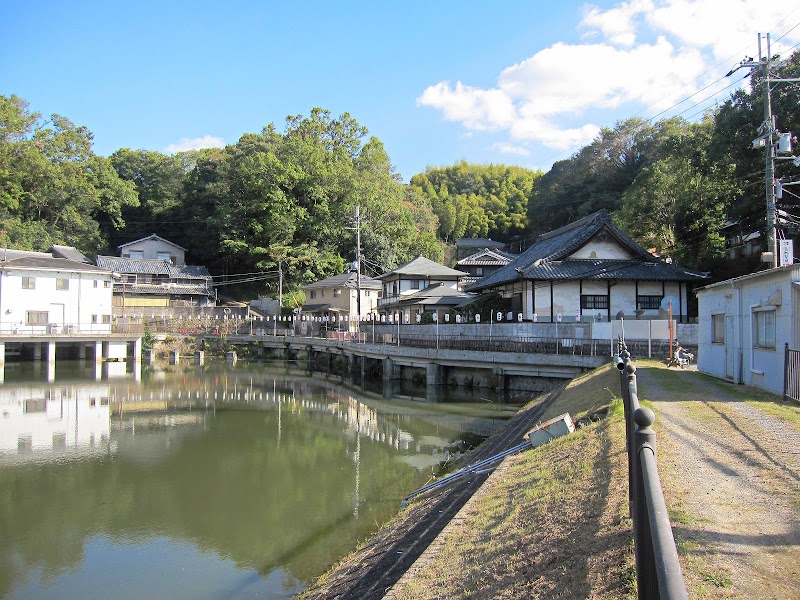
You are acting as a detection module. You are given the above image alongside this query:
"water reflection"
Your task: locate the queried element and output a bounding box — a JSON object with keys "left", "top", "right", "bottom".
{"left": 0, "top": 361, "right": 517, "bottom": 599}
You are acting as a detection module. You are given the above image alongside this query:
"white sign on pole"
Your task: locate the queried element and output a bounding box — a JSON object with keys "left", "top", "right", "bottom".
{"left": 780, "top": 239, "right": 794, "bottom": 266}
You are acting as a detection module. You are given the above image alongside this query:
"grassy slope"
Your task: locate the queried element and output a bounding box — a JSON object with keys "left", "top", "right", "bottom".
{"left": 392, "top": 363, "right": 635, "bottom": 599}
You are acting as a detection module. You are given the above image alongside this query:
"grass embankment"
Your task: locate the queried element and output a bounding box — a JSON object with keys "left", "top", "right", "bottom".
{"left": 390, "top": 364, "right": 636, "bottom": 599}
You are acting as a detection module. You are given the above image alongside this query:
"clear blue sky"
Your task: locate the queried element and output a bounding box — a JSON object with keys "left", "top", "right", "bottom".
{"left": 2, "top": 1, "right": 798, "bottom": 181}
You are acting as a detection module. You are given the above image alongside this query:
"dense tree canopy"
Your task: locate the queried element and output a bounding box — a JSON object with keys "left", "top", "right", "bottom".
{"left": 0, "top": 95, "right": 137, "bottom": 252}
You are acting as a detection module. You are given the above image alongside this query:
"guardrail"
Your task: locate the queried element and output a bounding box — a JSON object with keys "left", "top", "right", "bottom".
{"left": 614, "top": 341, "right": 687, "bottom": 600}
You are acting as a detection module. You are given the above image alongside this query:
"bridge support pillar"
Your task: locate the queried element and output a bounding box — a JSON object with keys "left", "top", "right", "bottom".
{"left": 327, "top": 351, "right": 333, "bottom": 375}
{"left": 383, "top": 358, "right": 396, "bottom": 382}
{"left": 33, "top": 343, "right": 42, "bottom": 361}
{"left": 427, "top": 363, "right": 445, "bottom": 386}
{"left": 347, "top": 353, "right": 356, "bottom": 378}
{"left": 133, "top": 338, "right": 142, "bottom": 363}
{"left": 494, "top": 368, "right": 506, "bottom": 394}
{"left": 47, "top": 341, "right": 56, "bottom": 364}
{"left": 195, "top": 351, "right": 205, "bottom": 365}
{"left": 0, "top": 341, "right": 4, "bottom": 369}
{"left": 306, "top": 346, "right": 314, "bottom": 372}
{"left": 78, "top": 344, "right": 87, "bottom": 360}
{"left": 169, "top": 350, "right": 180, "bottom": 365}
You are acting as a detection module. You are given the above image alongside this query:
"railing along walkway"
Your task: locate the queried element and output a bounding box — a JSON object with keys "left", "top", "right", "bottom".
{"left": 615, "top": 341, "right": 687, "bottom": 600}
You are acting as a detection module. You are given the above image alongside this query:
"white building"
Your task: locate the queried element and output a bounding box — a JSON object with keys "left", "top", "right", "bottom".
{"left": 0, "top": 256, "right": 115, "bottom": 334}
{"left": 696, "top": 264, "right": 800, "bottom": 395}
{"left": 468, "top": 211, "right": 708, "bottom": 323}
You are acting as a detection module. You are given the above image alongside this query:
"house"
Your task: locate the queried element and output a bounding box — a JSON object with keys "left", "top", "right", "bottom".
{"left": 468, "top": 211, "right": 709, "bottom": 322}
{"left": 377, "top": 256, "right": 470, "bottom": 323}
{"left": 118, "top": 234, "right": 186, "bottom": 264}
{"left": 0, "top": 255, "right": 114, "bottom": 334}
{"left": 95, "top": 234, "right": 214, "bottom": 310}
{"left": 301, "top": 272, "right": 382, "bottom": 333}
{"left": 695, "top": 264, "right": 800, "bottom": 395}
{"left": 456, "top": 247, "right": 517, "bottom": 285}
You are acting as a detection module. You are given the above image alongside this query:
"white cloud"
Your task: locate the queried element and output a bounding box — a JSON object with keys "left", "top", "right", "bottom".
{"left": 417, "top": 0, "right": 800, "bottom": 155}
{"left": 164, "top": 135, "right": 226, "bottom": 153}
{"left": 492, "top": 142, "right": 531, "bottom": 157}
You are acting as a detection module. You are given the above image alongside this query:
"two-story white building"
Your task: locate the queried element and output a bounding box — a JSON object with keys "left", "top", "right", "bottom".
{"left": 301, "top": 272, "right": 382, "bottom": 333}
{"left": 0, "top": 256, "right": 115, "bottom": 334}
{"left": 377, "top": 256, "right": 470, "bottom": 324}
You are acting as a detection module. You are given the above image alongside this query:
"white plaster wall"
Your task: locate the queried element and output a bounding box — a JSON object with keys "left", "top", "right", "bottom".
{"left": 568, "top": 239, "right": 635, "bottom": 259}
{"left": 121, "top": 239, "right": 185, "bottom": 265}
{"left": 0, "top": 269, "right": 113, "bottom": 333}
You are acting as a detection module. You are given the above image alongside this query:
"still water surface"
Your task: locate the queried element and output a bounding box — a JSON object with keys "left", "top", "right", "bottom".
{"left": 0, "top": 360, "right": 516, "bottom": 599}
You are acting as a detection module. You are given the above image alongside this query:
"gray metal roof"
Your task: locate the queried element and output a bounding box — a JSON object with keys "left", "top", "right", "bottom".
{"left": 303, "top": 272, "right": 382, "bottom": 290}
{"left": 0, "top": 248, "right": 54, "bottom": 261}
{"left": 397, "top": 282, "right": 475, "bottom": 306}
{"left": 469, "top": 211, "right": 708, "bottom": 291}
{"left": 121, "top": 283, "right": 212, "bottom": 296}
{"left": 379, "top": 256, "right": 468, "bottom": 280}
{"left": 0, "top": 256, "right": 111, "bottom": 274}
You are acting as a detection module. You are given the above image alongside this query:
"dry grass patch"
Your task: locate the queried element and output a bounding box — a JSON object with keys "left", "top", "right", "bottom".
{"left": 394, "top": 409, "right": 633, "bottom": 600}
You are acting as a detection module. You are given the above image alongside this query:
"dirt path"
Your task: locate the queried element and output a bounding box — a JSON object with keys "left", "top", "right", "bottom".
{"left": 635, "top": 364, "right": 800, "bottom": 599}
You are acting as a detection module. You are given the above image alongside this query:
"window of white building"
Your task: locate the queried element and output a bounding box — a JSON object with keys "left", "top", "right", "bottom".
{"left": 712, "top": 313, "right": 725, "bottom": 343}
{"left": 753, "top": 309, "right": 776, "bottom": 349}
{"left": 22, "top": 277, "right": 35, "bottom": 290}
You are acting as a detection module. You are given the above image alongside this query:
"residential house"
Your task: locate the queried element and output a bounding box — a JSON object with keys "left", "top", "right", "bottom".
{"left": 377, "top": 256, "right": 470, "bottom": 324}
{"left": 696, "top": 264, "right": 800, "bottom": 395}
{"left": 301, "top": 272, "right": 382, "bottom": 333}
{"left": 96, "top": 234, "right": 214, "bottom": 310}
{"left": 468, "top": 211, "right": 708, "bottom": 322}
{"left": 456, "top": 247, "right": 517, "bottom": 286}
{"left": 0, "top": 255, "right": 114, "bottom": 334}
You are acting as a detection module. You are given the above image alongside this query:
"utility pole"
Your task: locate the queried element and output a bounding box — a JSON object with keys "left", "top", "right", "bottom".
{"left": 761, "top": 34, "right": 778, "bottom": 268}
{"left": 355, "top": 205, "right": 362, "bottom": 321}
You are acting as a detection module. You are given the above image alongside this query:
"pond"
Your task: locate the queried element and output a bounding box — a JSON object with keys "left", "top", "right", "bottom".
{"left": 0, "top": 360, "right": 519, "bottom": 599}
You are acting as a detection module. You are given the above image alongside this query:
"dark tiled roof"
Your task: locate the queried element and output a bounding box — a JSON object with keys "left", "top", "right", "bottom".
{"left": 303, "top": 272, "right": 382, "bottom": 290}
{"left": 0, "top": 256, "right": 111, "bottom": 273}
{"left": 96, "top": 256, "right": 210, "bottom": 280}
{"left": 457, "top": 248, "right": 517, "bottom": 267}
{"left": 469, "top": 211, "right": 707, "bottom": 291}
{"left": 379, "top": 256, "right": 468, "bottom": 279}
{"left": 50, "top": 245, "right": 90, "bottom": 263}
{"left": 456, "top": 238, "right": 504, "bottom": 248}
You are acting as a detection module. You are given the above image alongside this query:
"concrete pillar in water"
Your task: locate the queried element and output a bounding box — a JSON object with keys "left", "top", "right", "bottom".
{"left": 0, "top": 342, "right": 4, "bottom": 382}
{"left": 226, "top": 351, "right": 237, "bottom": 364}
{"left": 47, "top": 341, "right": 56, "bottom": 363}
{"left": 327, "top": 351, "right": 333, "bottom": 374}
{"left": 427, "top": 363, "right": 444, "bottom": 386}
{"left": 195, "top": 351, "right": 205, "bottom": 365}
{"left": 95, "top": 342, "right": 103, "bottom": 365}
{"left": 306, "top": 346, "right": 314, "bottom": 372}
{"left": 78, "top": 344, "right": 87, "bottom": 360}
{"left": 494, "top": 368, "right": 506, "bottom": 395}
{"left": 347, "top": 353, "right": 355, "bottom": 378}
{"left": 143, "top": 349, "right": 155, "bottom": 364}
{"left": 383, "top": 358, "right": 395, "bottom": 382}
{"left": 132, "top": 337, "right": 142, "bottom": 364}
{"left": 33, "top": 343, "right": 42, "bottom": 361}
{"left": 169, "top": 350, "right": 180, "bottom": 365}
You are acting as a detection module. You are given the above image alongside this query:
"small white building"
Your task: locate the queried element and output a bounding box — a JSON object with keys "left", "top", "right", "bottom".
{"left": 119, "top": 234, "right": 187, "bottom": 265}
{"left": 696, "top": 264, "right": 800, "bottom": 395}
{"left": 0, "top": 256, "right": 115, "bottom": 334}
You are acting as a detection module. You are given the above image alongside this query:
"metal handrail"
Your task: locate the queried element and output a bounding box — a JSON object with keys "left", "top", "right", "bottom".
{"left": 615, "top": 341, "right": 687, "bottom": 600}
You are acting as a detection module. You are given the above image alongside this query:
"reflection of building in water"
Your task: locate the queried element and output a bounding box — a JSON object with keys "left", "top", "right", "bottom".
{"left": 0, "top": 382, "right": 113, "bottom": 460}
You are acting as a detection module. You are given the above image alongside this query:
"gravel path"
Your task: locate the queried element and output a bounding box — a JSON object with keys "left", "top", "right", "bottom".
{"left": 635, "top": 365, "right": 800, "bottom": 599}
